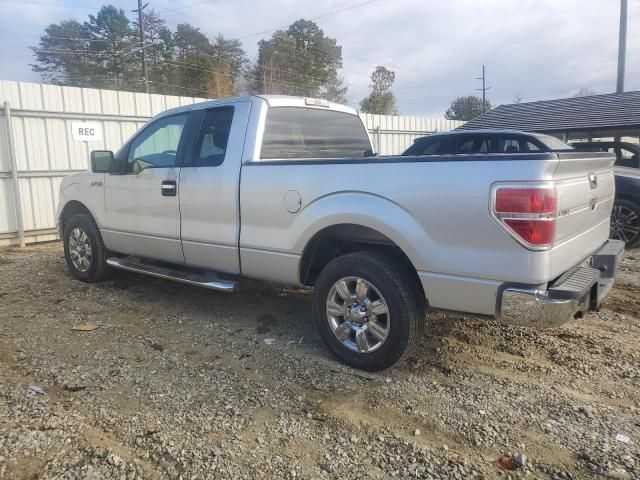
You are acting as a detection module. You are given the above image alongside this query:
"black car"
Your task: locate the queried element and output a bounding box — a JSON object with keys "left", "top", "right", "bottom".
{"left": 571, "top": 142, "right": 640, "bottom": 248}
{"left": 571, "top": 141, "right": 640, "bottom": 169}
{"left": 402, "top": 129, "right": 573, "bottom": 156}
{"left": 403, "top": 131, "right": 640, "bottom": 248}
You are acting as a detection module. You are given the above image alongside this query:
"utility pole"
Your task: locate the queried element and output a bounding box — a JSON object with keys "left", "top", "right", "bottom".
{"left": 133, "top": 0, "right": 149, "bottom": 93}
{"left": 476, "top": 64, "right": 492, "bottom": 113}
{"left": 617, "top": 0, "right": 627, "bottom": 93}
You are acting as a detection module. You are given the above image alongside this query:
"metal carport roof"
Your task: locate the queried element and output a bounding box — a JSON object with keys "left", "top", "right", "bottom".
{"left": 457, "top": 90, "right": 640, "bottom": 139}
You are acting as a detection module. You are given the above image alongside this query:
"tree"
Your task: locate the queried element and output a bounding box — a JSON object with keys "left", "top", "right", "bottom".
{"left": 444, "top": 95, "right": 491, "bottom": 121}
{"left": 131, "top": 9, "right": 174, "bottom": 92}
{"left": 359, "top": 66, "right": 397, "bottom": 115}
{"left": 251, "top": 19, "right": 345, "bottom": 98}
{"left": 574, "top": 87, "right": 597, "bottom": 97}
{"left": 30, "top": 6, "right": 248, "bottom": 97}
{"left": 83, "top": 5, "right": 137, "bottom": 89}
{"left": 206, "top": 35, "right": 248, "bottom": 97}
{"left": 513, "top": 92, "right": 524, "bottom": 104}
{"left": 320, "top": 72, "right": 348, "bottom": 103}
{"left": 30, "top": 19, "right": 92, "bottom": 86}
{"left": 30, "top": 5, "right": 137, "bottom": 89}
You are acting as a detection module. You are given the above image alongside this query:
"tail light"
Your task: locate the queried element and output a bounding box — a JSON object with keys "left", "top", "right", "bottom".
{"left": 491, "top": 183, "right": 557, "bottom": 250}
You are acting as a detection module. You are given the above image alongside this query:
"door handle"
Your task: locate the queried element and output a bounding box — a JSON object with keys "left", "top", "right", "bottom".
{"left": 161, "top": 180, "right": 177, "bottom": 196}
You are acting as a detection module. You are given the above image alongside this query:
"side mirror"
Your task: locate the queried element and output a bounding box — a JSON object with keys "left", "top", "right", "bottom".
{"left": 90, "top": 150, "right": 114, "bottom": 173}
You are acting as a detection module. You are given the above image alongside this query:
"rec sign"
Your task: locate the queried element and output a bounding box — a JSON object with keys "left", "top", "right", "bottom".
{"left": 71, "top": 121, "right": 102, "bottom": 142}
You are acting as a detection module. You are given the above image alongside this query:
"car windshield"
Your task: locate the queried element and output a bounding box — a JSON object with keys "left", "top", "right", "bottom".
{"left": 531, "top": 133, "right": 574, "bottom": 151}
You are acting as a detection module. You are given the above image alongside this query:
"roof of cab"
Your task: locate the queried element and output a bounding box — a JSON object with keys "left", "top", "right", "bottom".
{"left": 153, "top": 94, "right": 358, "bottom": 120}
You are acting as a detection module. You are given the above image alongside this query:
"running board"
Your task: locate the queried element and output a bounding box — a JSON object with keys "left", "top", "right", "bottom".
{"left": 106, "top": 256, "right": 237, "bottom": 292}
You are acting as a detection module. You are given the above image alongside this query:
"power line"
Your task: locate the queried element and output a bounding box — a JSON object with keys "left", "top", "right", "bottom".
{"left": 3, "top": 0, "right": 434, "bottom": 82}
{"left": 0, "top": 0, "right": 98, "bottom": 6}
{"left": 29, "top": 47, "right": 331, "bottom": 93}
{"left": 148, "top": 79, "right": 208, "bottom": 94}
{"left": 236, "top": 0, "right": 381, "bottom": 40}
{"left": 4, "top": 0, "right": 438, "bottom": 90}
{"left": 5, "top": 34, "right": 135, "bottom": 44}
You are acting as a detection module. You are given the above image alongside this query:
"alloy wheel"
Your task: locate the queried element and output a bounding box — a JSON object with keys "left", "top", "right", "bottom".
{"left": 326, "top": 276, "right": 390, "bottom": 353}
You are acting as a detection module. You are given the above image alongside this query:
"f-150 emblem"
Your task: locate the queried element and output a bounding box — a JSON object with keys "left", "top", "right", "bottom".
{"left": 588, "top": 173, "right": 598, "bottom": 189}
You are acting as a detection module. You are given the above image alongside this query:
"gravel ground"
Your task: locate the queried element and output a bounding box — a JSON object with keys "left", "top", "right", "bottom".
{"left": 0, "top": 242, "right": 638, "bottom": 480}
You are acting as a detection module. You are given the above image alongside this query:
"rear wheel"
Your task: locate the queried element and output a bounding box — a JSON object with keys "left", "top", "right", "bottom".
{"left": 610, "top": 199, "right": 640, "bottom": 248}
{"left": 63, "top": 213, "right": 111, "bottom": 282}
{"left": 312, "top": 251, "right": 425, "bottom": 371}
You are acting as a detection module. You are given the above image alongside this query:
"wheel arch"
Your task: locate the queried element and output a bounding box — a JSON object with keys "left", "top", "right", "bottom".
{"left": 299, "top": 223, "right": 425, "bottom": 303}
{"left": 58, "top": 200, "right": 97, "bottom": 236}
{"left": 292, "top": 192, "right": 432, "bottom": 288}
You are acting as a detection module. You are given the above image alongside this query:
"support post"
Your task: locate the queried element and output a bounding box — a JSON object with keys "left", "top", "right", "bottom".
{"left": 3, "top": 101, "right": 25, "bottom": 248}
{"left": 617, "top": 0, "right": 627, "bottom": 93}
{"left": 376, "top": 126, "right": 381, "bottom": 155}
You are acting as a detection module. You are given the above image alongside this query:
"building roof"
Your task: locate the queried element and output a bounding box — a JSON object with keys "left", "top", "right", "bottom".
{"left": 457, "top": 90, "right": 640, "bottom": 138}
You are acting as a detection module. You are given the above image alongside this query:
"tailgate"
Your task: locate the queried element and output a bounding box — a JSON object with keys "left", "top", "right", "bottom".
{"left": 551, "top": 151, "right": 615, "bottom": 275}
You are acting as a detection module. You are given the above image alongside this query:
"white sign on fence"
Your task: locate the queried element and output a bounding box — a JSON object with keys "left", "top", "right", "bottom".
{"left": 71, "top": 121, "right": 102, "bottom": 142}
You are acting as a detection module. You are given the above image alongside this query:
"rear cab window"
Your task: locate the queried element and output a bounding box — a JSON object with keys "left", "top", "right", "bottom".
{"left": 497, "top": 134, "right": 543, "bottom": 153}
{"left": 530, "top": 133, "right": 573, "bottom": 151}
{"left": 455, "top": 134, "right": 496, "bottom": 154}
{"left": 403, "top": 136, "right": 446, "bottom": 155}
{"left": 260, "top": 107, "right": 372, "bottom": 160}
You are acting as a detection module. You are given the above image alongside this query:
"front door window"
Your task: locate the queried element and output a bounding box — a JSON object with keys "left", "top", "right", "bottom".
{"left": 127, "top": 114, "right": 189, "bottom": 173}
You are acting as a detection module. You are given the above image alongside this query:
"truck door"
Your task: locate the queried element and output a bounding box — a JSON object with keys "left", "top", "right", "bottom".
{"left": 179, "top": 100, "right": 252, "bottom": 274}
{"left": 102, "top": 112, "right": 190, "bottom": 264}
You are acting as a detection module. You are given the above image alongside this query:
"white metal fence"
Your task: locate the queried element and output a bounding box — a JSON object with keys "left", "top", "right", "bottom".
{"left": 0, "top": 80, "right": 463, "bottom": 247}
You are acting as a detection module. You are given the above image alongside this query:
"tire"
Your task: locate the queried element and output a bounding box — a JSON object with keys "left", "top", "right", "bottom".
{"left": 63, "top": 213, "right": 111, "bottom": 282}
{"left": 312, "top": 251, "right": 426, "bottom": 371}
{"left": 610, "top": 198, "right": 640, "bottom": 248}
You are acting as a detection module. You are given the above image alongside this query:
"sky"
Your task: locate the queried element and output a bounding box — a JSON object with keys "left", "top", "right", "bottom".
{"left": 0, "top": 0, "right": 638, "bottom": 117}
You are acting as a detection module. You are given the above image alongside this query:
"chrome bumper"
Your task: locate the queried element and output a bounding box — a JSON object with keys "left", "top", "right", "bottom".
{"left": 499, "top": 239, "right": 625, "bottom": 328}
{"left": 500, "top": 288, "right": 588, "bottom": 328}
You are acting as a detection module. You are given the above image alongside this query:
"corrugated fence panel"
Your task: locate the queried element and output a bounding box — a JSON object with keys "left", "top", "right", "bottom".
{"left": 19, "top": 82, "right": 44, "bottom": 110}
{"left": 42, "top": 83, "right": 64, "bottom": 112}
{"left": 62, "top": 86, "right": 83, "bottom": 113}
{"left": 47, "top": 119, "right": 70, "bottom": 170}
{"left": 0, "top": 80, "right": 464, "bottom": 245}
{"left": 0, "top": 111, "right": 10, "bottom": 172}
{"left": 360, "top": 113, "right": 464, "bottom": 155}
{"left": 0, "top": 178, "right": 17, "bottom": 234}
{"left": 0, "top": 81, "right": 21, "bottom": 107}
{"left": 29, "top": 176, "right": 57, "bottom": 230}
{"left": 101, "top": 89, "right": 120, "bottom": 115}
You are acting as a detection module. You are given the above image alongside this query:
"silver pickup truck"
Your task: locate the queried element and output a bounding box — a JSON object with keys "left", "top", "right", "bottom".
{"left": 56, "top": 96, "right": 624, "bottom": 370}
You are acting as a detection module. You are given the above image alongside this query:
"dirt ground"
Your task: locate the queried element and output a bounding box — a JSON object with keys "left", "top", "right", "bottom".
{"left": 0, "top": 242, "right": 638, "bottom": 479}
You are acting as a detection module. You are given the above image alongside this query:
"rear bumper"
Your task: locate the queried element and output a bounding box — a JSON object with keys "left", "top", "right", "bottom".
{"left": 499, "top": 239, "right": 625, "bottom": 328}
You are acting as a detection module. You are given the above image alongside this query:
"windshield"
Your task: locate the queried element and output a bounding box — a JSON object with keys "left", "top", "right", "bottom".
{"left": 531, "top": 133, "right": 574, "bottom": 151}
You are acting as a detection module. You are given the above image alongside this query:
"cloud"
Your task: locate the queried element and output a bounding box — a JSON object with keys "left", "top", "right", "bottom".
{"left": 0, "top": 0, "right": 637, "bottom": 117}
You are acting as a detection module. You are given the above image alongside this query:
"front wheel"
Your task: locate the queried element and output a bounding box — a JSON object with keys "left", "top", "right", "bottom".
{"left": 610, "top": 199, "right": 640, "bottom": 248}
{"left": 63, "top": 213, "right": 111, "bottom": 282}
{"left": 312, "top": 252, "right": 425, "bottom": 371}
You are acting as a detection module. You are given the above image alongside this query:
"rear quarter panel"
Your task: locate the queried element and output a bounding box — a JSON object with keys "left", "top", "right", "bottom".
{"left": 239, "top": 154, "right": 561, "bottom": 286}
